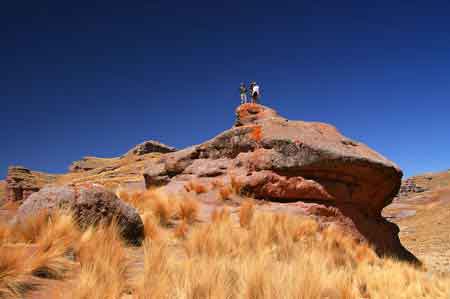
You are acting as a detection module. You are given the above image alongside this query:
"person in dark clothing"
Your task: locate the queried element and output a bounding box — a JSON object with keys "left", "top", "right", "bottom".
{"left": 239, "top": 83, "right": 248, "bottom": 104}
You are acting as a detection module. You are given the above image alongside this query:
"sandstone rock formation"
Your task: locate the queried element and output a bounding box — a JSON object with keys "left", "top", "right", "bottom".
{"left": 5, "top": 166, "right": 57, "bottom": 202}
{"left": 124, "top": 140, "right": 176, "bottom": 156}
{"left": 143, "top": 103, "right": 417, "bottom": 262}
{"left": 16, "top": 184, "right": 144, "bottom": 245}
{"left": 69, "top": 156, "right": 120, "bottom": 173}
{"left": 68, "top": 141, "right": 175, "bottom": 173}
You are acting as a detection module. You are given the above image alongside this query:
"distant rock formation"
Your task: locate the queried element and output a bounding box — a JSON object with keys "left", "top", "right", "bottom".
{"left": 124, "top": 140, "right": 176, "bottom": 156}
{"left": 69, "top": 156, "right": 119, "bottom": 173}
{"left": 68, "top": 141, "right": 176, "bottom": 173}
{"left": 5, "top": 166, "right": 57, "bottom": 202}
{"left": 143, "top": 103, "right": 417, "bottom": 262}
{"left": 397, "top": 178, "right": 428, "bottom": 197}
{"left": 16, "top": 184, "right": 144, "bottom": 245}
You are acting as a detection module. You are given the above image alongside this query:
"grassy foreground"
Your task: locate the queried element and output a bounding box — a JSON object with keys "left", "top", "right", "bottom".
{"left": 0, "top": 189, "right": 449, "bottom": 299}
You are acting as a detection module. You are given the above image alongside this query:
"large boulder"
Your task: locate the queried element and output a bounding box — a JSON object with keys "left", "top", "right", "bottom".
{"left": 143, "top": 103, "right": 417, "bottom": 262}
{"left": 16, "top": 184, "right": 144, "bottom": 245}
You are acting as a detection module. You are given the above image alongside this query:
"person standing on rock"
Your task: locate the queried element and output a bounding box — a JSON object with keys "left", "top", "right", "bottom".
{"left": 250, "top": 81, "right": 260, "bottom": 104}
{"left": 239, "top": 83, "right": 248, "bottom": 104}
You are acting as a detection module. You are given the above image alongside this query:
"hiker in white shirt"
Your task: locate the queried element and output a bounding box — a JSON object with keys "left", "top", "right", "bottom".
{"left": 250, "top": 81, "right": 260, "bottom": 103}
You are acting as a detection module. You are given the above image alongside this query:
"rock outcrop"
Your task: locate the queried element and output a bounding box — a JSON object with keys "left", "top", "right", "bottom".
{"left": 143, "top": 103, "right": 417, "bottom": 262}
{"left": 5, "top": 166, "right": 57, "bottom": 203}
{"left": 68, "top": 141, "right": 175, "bottom": 173}
{"left": 397, "top": 178, "right": 428, "bottom": 198}
{"left": 125, "top": 140, "right": 176, "bottom": 156}
{"left": 69, "top": 156, "right": 119, "bottom": 173}
{"left": 16, "top": 184, "right": 144, "bottom": 245}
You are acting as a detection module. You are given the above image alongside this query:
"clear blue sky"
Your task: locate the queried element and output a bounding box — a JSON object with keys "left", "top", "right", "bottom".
{"left": 1, "top": 0, "right": 449, "bottom": 179}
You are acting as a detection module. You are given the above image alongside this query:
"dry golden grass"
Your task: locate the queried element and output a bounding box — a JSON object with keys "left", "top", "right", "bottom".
{"left": 174, "top": 220, "right": 189, "bottom": 240}
{"left": 65, "top": 221, "right": 131, "bottom": 299}
{"left": 218, "top": 185, "right": 233, "bottom": 201}
{"left": 229, "top": 173, "right": 242, "bottom": 195}
{"left": 210, "top": 179, "right": 224, "bottom": 189}
{"left": 150, "top": 196, "right": 175, "bottom": 226}
{"left": 118, "top": 188, "right": 178, "bottom": 226}
{"left": 177, "top": 197, "right": 199, "bottom": 224}
{"left": 0, "top": 210, "right": 78, "bottom": 299}
{"left": 239, "top": 199, "right": 255, "bottom": 228}
{"left": 141, "top": 212, "right": 161, "bottom": 241}
{"left": 117, "top": 189, "right": 158, "bottom": 214}
{"left": 211, "top": 207, "right": 231, "bottom": 224}
{"left": 184, "top": 180, "right": 208, "bottom": 194}
{"left": 2, "top": 199, "right": 450, "bottom": 299}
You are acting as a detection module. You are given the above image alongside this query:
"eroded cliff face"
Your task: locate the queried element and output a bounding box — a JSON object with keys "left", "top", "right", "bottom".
{"left": 143, "top": 103, "right": 417, "bottom": 262}
{"left": 5, "top": 166, "right": 58, "bottom": 203}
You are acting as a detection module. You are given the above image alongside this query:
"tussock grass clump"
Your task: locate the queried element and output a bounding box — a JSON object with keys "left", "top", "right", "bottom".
{"left": 184, "top": 180, "right": 208, "bottom": 194}
{"left": 117, "top": 188, "right": 160, "bottom": 214}
{"left": 239, "top": 199, "right": 255, "bottom": 228}
{"left": 178, "top": 197, "right": 199, "bottom": 224}
{"left": 67, "top": 221, "right": 131, "bottom": 299}
{"left": 0, "top": 210, "right": 78, "bottom": 299}
{"left": 211, "top": 179, "right": 224, "bottom": 189}
{"left": 219, "top": 185, "right": 233, "bottom": 201}
{"left": 211, "top": 207, "right": 231, "bottom": 224}
{"left": 151, "top": 195, "right": 175, "bottom": 226}
{"left": 174, "top": 220, "right": 189, "bottom": 239}
{"left": 141, "top": 212, "right": 161, "bottom": 241}
{"left": 230, "top": 174, "right": 243, "bottom": 194}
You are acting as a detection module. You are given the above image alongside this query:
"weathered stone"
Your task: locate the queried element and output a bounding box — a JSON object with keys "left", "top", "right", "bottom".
{"left": 236, "top": 170, "right": 334, "bottom": 201}
{"left": 5, "top": 166, "right": 57, "bottom": 203}
{"left": 125, "top": 140, "right": 176, "bottom": 156}
{"left": 143, "top": 103, "right": 416, "bottom": 262}
{"left": 16, "top": 184, "right": 144, "bottom": 245}
{"left": 69, "top": 156, "right": 119, "bottom": 173}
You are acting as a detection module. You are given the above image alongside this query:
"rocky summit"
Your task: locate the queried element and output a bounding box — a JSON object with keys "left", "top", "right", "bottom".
{"left": 144, "top": 103, "right": 416, "bottom": 262}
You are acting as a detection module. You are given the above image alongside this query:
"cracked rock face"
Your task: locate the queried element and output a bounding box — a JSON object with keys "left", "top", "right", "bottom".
{"left": 143, "top": 103, "right": 417, "bottom": 262}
